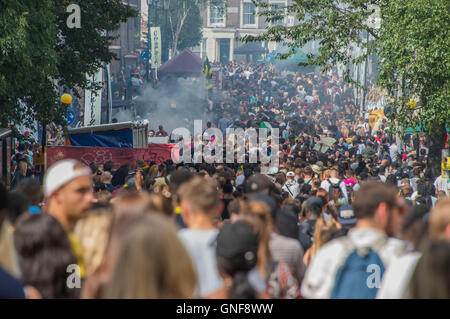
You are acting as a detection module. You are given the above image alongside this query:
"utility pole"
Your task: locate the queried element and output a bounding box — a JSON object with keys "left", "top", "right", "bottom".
{"left": 362, "top": 30, "right": 370, "bottom": 114}
{"left": 146, "top": 0, "right": 152, "bottom": 83}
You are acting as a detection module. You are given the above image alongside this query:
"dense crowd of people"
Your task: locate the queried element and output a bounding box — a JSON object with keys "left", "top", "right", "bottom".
{"left": 1, "top": 62, "right": 449, "bottom": 299}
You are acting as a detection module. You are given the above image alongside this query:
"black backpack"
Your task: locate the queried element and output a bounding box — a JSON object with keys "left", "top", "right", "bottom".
{"left": 328, "top": 179, "right": 344, "bottom": 199}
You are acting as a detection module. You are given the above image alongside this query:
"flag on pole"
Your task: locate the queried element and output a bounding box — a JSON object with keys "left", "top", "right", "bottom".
{"left": 203, "top": 57, "right": 213, "bottom": 90}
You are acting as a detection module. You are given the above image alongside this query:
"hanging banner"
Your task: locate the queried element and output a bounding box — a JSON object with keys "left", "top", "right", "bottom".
{"left": 84, "top": 69, "right": 103, "bottom": 126}
{"left": 151, "top": 27, "right": 161, "bottom": 68}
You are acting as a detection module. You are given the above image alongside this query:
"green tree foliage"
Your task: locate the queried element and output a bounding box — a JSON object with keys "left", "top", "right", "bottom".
{"left": 0, "top": 0, "right": 137, "bottom": 128}
{"left": 245, "top": 0, "right": 380, "bottom": 79}
{"left": 377, "top": 5, "right": 449, "bottom": 127}
{"left": 248, "top": 0, "right": 449, "bottom": 177}
{"left": 155, "top": 0, "right": 224, "bottom": 58}
{"left": 377, "top": 0, "right": 450, "bottom": 177}
{"left": 177, "top": 2, "right": 202, "bottom": 51}
{"left": 151, "top": 0, "right": 203, "bottom": 61}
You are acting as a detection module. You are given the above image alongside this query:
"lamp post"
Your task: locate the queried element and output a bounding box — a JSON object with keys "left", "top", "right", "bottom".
{"left": 145, "top": 0, "right": 155, "bottom": 83}
{"left": 164, "top": 0, "right": 169, "bottom": 62}
{"left": 361, "top": 29, "right": 370, "bottom": 114}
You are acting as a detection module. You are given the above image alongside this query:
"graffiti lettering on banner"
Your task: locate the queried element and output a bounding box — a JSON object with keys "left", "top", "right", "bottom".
{"left": 46, "top": 144, "right": 178, "bottom": 168}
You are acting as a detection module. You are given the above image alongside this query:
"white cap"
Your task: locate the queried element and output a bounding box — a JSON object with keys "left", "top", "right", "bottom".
{"left": 287, "top": 171, "right": 295, "bottom": 177}
{"left": 44, "top": 159, "right": 92, "bottom": 198}
{"left": 312, "top": 165, "right": 321, "bottom": 174}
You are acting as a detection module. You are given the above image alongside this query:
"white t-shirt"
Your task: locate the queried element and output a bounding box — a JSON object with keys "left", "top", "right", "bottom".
{"left": 301, "top": 228, "right": 409, "bottom": 299}
{"left": 282, "top": 180, "right": 300, "bottom": 199}
{"left": 320, "top": 178, "right": 348, "bottom": 200}
{"left": 178, "top": 229, "right": 223, "bottom": 297}
{"left": 389, "top": 144, "right": 399, "bottom": 162}
{"left": 434, "top": 175, "right": 450, "bottom": 195}
{"left": 377, "top": 252, "right": 421, "bottom": 299}
{"left": 305, "top": 95, "right": 314, "bottom": 104}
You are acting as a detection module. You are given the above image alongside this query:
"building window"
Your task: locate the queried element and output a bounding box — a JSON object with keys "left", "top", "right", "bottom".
{"left": 243, "top": 2, "right": 256, "bottom": 25}
{"left": 202, "top": 38, "right": 207, "bottom": 59}
{"left": 271, "top": 2, "right": 285, "bottom": 26}
{"left": 210, "top": 4, "right": 225, "bottom": 25}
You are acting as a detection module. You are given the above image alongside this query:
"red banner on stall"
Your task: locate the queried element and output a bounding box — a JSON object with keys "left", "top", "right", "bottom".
{"left": 46, "top": 144, "right": 179, "bottom": 169}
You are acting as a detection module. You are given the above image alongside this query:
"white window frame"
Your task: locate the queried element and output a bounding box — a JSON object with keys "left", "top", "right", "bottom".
{"left": 240, "top": 1, "right": 258, "bottom": 28}
{"left": 208, "top": 3, "right": 226, "bottom": 28}
{"left": 269, "top": 0, "right": 287, "bottom": 27}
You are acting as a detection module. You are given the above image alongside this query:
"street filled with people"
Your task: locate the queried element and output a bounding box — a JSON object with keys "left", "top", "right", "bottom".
{"left": 1, "top": 62, "right": 449, "bottom": 299}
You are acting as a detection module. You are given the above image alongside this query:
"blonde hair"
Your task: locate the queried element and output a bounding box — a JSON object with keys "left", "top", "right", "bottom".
{"left": 148, "top": 165, "right": 159, "bottom": 179}
{"left": 238, "top": 201, "right": 272, "bottom": 278}
{"left": 0, "top": 219, "right": 21, "bottom": 277}
{"left": 74, "top": 205, "right": 112, "bottom": 276}
{"left": 400, "top": 185, "right": 413, "bottom": 198}
{"left": 178, "top": 177, "right": 219, "bottom": 216}
{"left": 148, "top": 193, "right": 173, "bottom": 217}
{"left": 304, "top": 217, "right": 338, "bottom": 265}
{"left": 322, "top": 170, "right": 331, "bottom": 181}
{"left": 429, "top": 197, "right": 450, "bottom": 240}
{"left": 104, "top": 214, "right": 197, "bottom": 298}
{"left": 94, "top": 190, "right": 112, "bottom": 204}
{"left": 82, "top": 192, "right": 154, "bottom": 298}
{"left": 153, "top": 183, "right": 169, "bottom": 194}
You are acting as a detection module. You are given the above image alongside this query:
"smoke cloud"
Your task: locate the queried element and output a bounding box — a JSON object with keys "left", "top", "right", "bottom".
{"left": 112, "top": 76, "right": 212, "bottom": 135}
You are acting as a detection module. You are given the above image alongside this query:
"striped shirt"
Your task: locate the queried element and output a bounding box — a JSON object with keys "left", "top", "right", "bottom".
{"left": 269, "top": 232, "right": 306, "bottom": 285}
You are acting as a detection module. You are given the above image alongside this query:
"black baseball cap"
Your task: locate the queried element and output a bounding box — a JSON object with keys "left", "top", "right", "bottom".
{"left": 245, "top": 174, "right": 273, "bottom": 194}
{"left": 275, "top": 209, "right": 299, "bottom": 239}
{"left": 306, "top": 196, "right": 324, "bottom": 211}
{"left": 216, "top": 221, "right": 259, "bottom": 270}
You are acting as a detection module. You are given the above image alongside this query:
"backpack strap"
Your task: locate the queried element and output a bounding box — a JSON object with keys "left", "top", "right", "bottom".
{"left": 284, "top": 183, "right": 294, "bottom": 197}
{"left": 328, "top": 178, "right": 338, "bottom": 189}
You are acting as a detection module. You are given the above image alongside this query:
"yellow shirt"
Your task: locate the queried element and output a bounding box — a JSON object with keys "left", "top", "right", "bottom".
{"left": 68, "top": 232, "right": 86, "bottom": 279}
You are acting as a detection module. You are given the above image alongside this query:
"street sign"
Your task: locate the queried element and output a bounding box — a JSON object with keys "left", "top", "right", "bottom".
{"left": 67, "top": 108, "right": 76, "bottom": 126}
{"left": 141, "top": 50, "right": 151, "bottom": 61}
